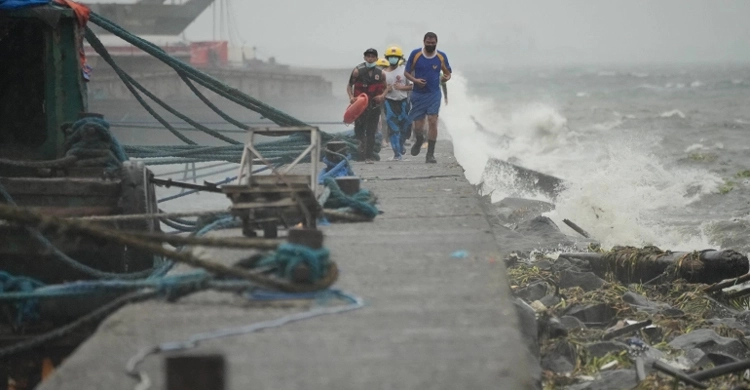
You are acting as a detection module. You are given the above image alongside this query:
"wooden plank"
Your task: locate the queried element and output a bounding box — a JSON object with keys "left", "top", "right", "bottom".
{"left": 250, "top": 174, "right": 311, "bottom": 186}
{"left": 0, "top": 177, "right": 121, "bottom": 196}
{"left": 9, "top": 195, "right": 120, "bottom": 208}
{"left": 228, "top": 192, "right": 318, "bottom": 205}
{"left": 227, "top": 190, "right": 315, "bottom": 200}
{"left": 66, "top": 167, "right": 112, "bottom": 178}
{"left": 0, "top": 228, "right": 129, "bottom": 284}
{"left": 222, "top": 186, "right": 310, "bottom": 195}
{"left": 231, "top": 199, "right": 299, "bottom": 209}
{"left": 23, "top": 206, "right": 118, "bottom": 217}
{"left": 0, "top": 231, "right": 94, "bottom": 254}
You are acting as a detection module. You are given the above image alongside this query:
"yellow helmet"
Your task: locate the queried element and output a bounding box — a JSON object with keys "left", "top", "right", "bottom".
{"left": 398, "top": 58, "right": 405, "bottom": 66}
{"left": 376, "top": 58, "right": 389, "bottom": 67}
{"left": 385, "top": 46, "right": 403, "bottom": 58}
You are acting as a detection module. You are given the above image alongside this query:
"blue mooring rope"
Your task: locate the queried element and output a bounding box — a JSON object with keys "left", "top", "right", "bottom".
{"left": 322, "top": 177, "right": 379, "bottom": 219}
{"left": 65, "top": 117, "right": 129, "bottom": 167}
{"left": 255, "top": 243, "right": 331, "bottom": 283}
{"left": 125, "top": 289, "right": 364, "bottom": 390}
{"left": 318, "top": 156, "right": 354, "bottom": 184}
{"left": 0, "top": 272, "right": 44, "bottom": 324}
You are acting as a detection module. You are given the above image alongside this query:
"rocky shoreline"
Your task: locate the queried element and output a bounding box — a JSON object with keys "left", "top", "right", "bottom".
{"left": 477, "top": 184, "right": 750, "bottom": 390}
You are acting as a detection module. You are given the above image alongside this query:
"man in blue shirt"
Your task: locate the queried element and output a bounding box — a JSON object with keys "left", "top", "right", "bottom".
{"left": 404, "top": 32, "right": 452, "bottom": 163}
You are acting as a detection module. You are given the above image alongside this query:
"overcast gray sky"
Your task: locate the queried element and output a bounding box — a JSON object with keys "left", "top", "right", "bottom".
{"left": 105, "top": 0, "right": 750, "bottom": 69}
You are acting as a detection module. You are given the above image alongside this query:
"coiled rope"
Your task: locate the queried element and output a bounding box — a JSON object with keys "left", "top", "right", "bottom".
{"left": 322, "top": 177, "right": 379, "bottom": 220}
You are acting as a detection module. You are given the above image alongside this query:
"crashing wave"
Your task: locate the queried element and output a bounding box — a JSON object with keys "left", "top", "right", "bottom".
{"left": 660, "top": 109, "right": 686, "bottom": 119}
{"left": 440, "top": 72, "right": 721, "bottom": 250}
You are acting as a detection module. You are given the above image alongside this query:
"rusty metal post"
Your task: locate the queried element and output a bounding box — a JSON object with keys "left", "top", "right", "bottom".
{"left": 335, "top": 176, "right": 360, "bottom": 196}
{"left": 166, "top": 354, "right": 225, "bottom": 390}
{"left": 287, "top": 228, "right": 324, "bottom": 284}
{"left": 325, "top": 140, "right": 348, "bottom": 162}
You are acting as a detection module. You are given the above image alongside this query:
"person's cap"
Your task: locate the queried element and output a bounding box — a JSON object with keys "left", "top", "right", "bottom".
{"left": 363, "top": 48, "right": 378, "bottom": 56}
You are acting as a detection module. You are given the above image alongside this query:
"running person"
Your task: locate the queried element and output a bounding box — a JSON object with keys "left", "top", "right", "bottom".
{"left": 404, "top": 32, "right": 452, "bottom": 163}
{"left": 418, "top": 71, "right": 448, "bottom": 150}
{"left": 347, "top": 48, "right": 388, "bottom": 163}
{"left": 377, "top": 58, "right": 390, "bottom": 148}
{"left": 382, "top": 46, "right": 412, "bottom": 160}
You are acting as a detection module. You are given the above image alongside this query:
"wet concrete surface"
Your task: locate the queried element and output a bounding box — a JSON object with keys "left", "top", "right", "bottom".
{"left": 38, "top": 141, "right": 535, "bottom": 390}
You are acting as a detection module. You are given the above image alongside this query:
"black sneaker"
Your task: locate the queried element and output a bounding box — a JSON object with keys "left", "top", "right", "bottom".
{"left": 426, "top": 154, "right": 437, "bottom": 164}
{"left": 411, "top": 135, "right": 424, "bottom": 156}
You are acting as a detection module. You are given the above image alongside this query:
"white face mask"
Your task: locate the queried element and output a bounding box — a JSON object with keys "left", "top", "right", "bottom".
{"left": 388, "top": 57, "right": 399, "bottom": 65}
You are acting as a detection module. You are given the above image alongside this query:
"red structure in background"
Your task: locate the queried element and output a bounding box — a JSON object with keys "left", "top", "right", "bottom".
{"left": 189, "top": 41, "right": 228, "bottom": 68}
{"left": 85, "top": 40, "right": 229, "bottom": 68}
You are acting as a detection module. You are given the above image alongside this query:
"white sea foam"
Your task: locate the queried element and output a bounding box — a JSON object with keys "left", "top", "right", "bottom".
{"left": 685, "top": 143, "right": 705, "bottom": 153}
{"left": 591, "top": 119, "right": 624, "bottom": 131}
{"left": 660, "top": 109, "right": 686, "bottom": 119}
{"left": 441, "top": 73, "right": 722, "bottom": 250}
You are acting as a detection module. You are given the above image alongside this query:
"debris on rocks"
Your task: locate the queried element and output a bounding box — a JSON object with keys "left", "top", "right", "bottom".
{"left": 564, "top": 246, "right": 748, "bottom": 285}
{"left": 508, "top": 246, "right": 750, "bottom": 390}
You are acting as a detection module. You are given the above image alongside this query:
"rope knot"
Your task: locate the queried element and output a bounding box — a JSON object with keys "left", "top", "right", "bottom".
{"left": 64, "top": 117, "right": 129, "bottom": 167}
{"left": 257, "top": 243, "right": 331, "bottom": 283}
{"left": 0, "top": 272, "right": 44, "bottom": 324}
{"left": 322, "top": 177, "right": 378, "bottom": 219}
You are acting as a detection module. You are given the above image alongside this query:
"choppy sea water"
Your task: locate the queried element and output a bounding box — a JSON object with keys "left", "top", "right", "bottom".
{"left": 442, "top": 64, "right": 750, "bottom": 253}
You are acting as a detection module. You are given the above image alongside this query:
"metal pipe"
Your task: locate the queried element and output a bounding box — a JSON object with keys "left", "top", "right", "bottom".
{"left": 652, "top": 360, "right": 707, "bottom": 389}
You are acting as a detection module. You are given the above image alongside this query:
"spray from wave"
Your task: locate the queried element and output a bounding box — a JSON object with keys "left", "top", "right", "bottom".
{"left": 441, "top": 73, "right": 722, "bottom": 250}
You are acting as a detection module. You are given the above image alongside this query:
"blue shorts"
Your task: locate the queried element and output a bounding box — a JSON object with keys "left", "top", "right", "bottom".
{"left": 408, "top": 91, "right": 441, "bottom": 122}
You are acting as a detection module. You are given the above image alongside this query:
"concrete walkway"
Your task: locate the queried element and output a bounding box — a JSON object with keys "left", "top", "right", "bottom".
{"left": 39, "top": 142, "right": 534, "bottom": 390}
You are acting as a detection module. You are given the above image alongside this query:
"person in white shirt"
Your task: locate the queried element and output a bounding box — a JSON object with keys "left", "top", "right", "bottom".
{"left": 382, "top": 46, "right": 413, "bottom": 161}
{"left": 376, "top": 58, "right": 391, "bottom": 148}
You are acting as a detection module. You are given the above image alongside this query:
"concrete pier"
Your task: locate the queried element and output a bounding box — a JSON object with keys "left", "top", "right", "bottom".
{"left": 87, "top": 67, "right": 333, "bottom": 102}
{"left": 38, "top": 142, "right": 534, "bottom": 390}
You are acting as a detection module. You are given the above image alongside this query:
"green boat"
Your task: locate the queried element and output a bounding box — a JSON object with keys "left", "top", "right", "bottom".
{"left": 0, "top": 4, "right": 159, "bottom": 286}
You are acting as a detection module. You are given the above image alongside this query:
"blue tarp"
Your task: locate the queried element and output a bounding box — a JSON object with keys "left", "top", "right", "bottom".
{"left": 0, "top": 0, "right": 49, "bottom": 10}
